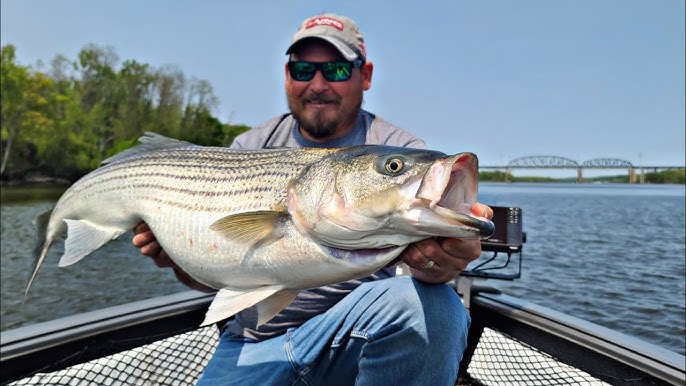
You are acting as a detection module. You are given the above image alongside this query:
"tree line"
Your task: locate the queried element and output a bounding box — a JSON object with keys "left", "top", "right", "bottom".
{"left": 1, "top": 44, "right": 249, "bottom": 183}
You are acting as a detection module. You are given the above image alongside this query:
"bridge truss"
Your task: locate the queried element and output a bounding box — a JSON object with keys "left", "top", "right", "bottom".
{"left": 507, "top": 156, "right": 580, "bottom": 169}
{"left": 502, "top": 156, "right": 638, "bottom": 183}
{"left": 581, "top": 158, "right": 634, "bottom": 169}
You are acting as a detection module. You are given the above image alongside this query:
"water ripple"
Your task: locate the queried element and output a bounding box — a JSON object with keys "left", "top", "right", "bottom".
{"left": 475, "top": 183, "right": 685, "bottom": 355}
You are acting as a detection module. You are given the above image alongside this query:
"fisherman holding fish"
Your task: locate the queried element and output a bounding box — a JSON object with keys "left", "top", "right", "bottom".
{"left": 133, "top": 13, "right": 493, "bottom": 386}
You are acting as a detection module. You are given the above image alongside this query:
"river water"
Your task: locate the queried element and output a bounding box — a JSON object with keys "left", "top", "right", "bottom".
{"left": 1, "top": 183, "right": 684, "bottom": 355}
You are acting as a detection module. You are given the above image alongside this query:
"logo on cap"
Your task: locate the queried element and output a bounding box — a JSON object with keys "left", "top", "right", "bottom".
{"left": 305, "top": 17, "right": 344, "bottom": 31}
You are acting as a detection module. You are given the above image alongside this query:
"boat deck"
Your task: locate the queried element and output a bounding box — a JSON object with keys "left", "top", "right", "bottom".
{"left": 2, "top": 283, "right": 683, "bottom": 386}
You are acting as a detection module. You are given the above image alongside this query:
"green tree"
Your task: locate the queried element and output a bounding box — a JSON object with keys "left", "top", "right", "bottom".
{"left": 151, "top": 65, "right": 184, "bottom": 137}
{"left": 2, "top": 43, "right": 250, "bottom": 181}
{"left": 116, "top": 60, "right": 155, "bottom": 140}
{"left": 77, "top": 44, "right": 120, "bottom": 165}
{"left": 644, "top": 169, "right": 685, "bottom": 184}
{"left": 1, "top": 45, "right": 56, "bottom": 177}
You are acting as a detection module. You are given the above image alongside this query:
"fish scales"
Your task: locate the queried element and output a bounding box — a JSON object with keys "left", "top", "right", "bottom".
{"left": 60, "top": 147, "right": 335, "bottom": 214}
{"left": 46, "top": 144, "right": 348, "bottom": 285}
{"left": 26, "top": 132, "right": 494, "bottom": 327}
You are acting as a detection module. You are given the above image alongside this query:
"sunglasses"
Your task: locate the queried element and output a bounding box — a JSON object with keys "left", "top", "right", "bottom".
{"left": 288, "top": 59, "right": 364, "bottom": 82}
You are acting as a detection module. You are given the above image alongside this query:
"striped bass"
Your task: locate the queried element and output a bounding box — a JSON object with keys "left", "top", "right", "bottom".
{"left": 26, "top": 133, "right": 494, "bottom": 326}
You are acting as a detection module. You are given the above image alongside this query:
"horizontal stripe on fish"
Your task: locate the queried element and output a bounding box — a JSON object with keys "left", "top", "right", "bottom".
{"left": 74, "top": 169, "right": 297, "bottom": 190}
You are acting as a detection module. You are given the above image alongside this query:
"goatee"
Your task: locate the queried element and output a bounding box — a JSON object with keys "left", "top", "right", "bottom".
{"left": 297, "top": 110, "right": 339, "bottom": 139}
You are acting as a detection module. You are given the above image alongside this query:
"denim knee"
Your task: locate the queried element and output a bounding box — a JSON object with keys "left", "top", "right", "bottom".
{"left": 362, "top": 276, "right": 469, "bottom": 352}
{"left": 413, "top": 277, "right": 469, "bottom": 331}
{"left": 352, "top": 276, "right": 469, "bottom": 384}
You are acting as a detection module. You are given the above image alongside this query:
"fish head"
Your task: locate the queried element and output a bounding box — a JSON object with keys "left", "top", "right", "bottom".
{"left": 287, "top": 145, "right": 494, "bottom": 249}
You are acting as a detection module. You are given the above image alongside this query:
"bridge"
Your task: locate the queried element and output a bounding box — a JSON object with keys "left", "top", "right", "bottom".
{"left": 479, "top": 155, "right": 684, "bottom": 183}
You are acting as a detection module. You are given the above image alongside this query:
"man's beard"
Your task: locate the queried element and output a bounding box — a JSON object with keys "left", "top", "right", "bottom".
{"left": 297, "top": 109, "right": 338, "bottom": 139}
{"left": 289, "top": 93, "right": 363, "bottom": 140}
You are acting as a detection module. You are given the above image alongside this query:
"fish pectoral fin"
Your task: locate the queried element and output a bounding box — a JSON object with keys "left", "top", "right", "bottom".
{"left": 59, "top": 219, "right": 126, "bottom": 267}
{"left": 201, "top": 284, "right": 288, "bottom": 327}
{"left": 209, "top": 211, "right": 287, "bottom": 247}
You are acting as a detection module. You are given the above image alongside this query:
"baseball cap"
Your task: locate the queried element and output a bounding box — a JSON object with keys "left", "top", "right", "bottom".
{"left": 286, "top": 14, "right": 366, "bottom": 61}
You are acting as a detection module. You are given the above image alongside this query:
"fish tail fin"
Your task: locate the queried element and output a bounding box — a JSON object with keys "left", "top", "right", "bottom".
{"left": 24, "top": 215, "right": 126, "bottom": 302}
{"left": 25, "top": 208, "right": 55, "bottom": 301}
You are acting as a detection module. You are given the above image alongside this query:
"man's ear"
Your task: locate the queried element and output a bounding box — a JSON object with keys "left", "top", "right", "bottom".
{"left": 284, "top": 61, "right": 292, "bottom": 90}
{"left": 362, "top": 61, "right": 373, "bottom": 91}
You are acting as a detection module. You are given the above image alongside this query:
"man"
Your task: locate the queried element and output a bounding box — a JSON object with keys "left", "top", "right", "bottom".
{"left": 134, "top": 14, "right": 493, "bottom": 385}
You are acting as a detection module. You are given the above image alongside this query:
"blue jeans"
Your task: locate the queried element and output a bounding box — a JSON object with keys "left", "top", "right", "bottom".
{"left": 196, "top": 276, "right": 470, "bottom": 386}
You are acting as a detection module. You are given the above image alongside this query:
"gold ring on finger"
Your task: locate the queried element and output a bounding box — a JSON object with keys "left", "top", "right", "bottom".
{"left": 420, "top": 260, "right": 435, "bottom": 270}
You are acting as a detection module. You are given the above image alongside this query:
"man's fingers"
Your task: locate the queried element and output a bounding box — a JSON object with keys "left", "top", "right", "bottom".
{"left": 402, "top": 240, "right": 441, "bottom": 270}
{"left": 134, "top": 222, "right": 151, "bottom": 234}
{"left": 140, "top": 241, "right": 162, "bottom": 261}
{"left": 437, "top": 238, "right": 481, "bottom": 271}
{"left": 471, "top": 203, "right": 493, "bottom": 219}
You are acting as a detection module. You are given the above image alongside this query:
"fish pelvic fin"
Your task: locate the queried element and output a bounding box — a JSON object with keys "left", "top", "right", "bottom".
{"left": 58, "top": 219, "right": 126, "bottom": 267}
{"left": 255, "top": 290, "right": 299, "bottom": 326}
{"left": 201, "top": 285, "right": 298, "bottom": 327}
{"left": 209, "top": 211, "right": 288, "bottom": 248}
{"left": 25, "top": 208, "right": 55, "bottom": 301}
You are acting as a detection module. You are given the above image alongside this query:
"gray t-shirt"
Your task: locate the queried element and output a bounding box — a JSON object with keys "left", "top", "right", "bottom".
{"left": 225, "top": 109, "right": 426, "bottom": 340}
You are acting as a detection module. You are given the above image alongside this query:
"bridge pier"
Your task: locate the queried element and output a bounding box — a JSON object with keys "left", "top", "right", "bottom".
{"left": 629, "top": 168, "right": 636, "bottom": 184}
{"left": 577, "top": 168, "right": 583, "bottom": 183}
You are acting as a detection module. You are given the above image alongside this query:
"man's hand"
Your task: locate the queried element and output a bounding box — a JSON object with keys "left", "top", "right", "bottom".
{"left": 133, "top": 223, "right": 216, "bottom": 293}
{"left": 401, "top": 203, "right": 493, "bottom": 283}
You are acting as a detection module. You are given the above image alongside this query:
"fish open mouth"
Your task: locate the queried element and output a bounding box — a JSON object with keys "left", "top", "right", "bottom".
{"left": 411, "top": 153, "right": 495, "bottom": 238}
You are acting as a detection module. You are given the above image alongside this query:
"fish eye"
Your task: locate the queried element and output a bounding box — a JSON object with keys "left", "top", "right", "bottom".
{"left": 385, "top": 158, "right": 404, "bottom": 174}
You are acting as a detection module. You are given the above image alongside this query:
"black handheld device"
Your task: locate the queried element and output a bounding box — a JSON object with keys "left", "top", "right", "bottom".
{"left": 480, "top": 206, "right": 524, "bottom": 254}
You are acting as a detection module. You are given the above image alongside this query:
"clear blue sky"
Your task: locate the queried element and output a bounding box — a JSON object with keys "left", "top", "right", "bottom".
{"left": 2, "top": 1, "right": 684, "bottom": 173}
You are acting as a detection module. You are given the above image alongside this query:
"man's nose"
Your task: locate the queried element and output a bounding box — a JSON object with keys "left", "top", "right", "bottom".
{"left": 308, "top": 70, "right": 330, "bottom": 91}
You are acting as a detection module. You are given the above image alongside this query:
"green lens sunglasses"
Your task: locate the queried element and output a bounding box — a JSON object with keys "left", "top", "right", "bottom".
{"left": 288, "top": 59, "right": 364, "bottom": 82}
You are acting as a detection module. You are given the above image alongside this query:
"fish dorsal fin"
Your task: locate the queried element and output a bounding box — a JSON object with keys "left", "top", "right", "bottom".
{"left": 201, "top": 285, "right": 297, "bottom": 327}
{"left": 102, "top": 132, "right": 195, "bottom": 165}
{"left": 210, "top": 210, "right": 288, "bottom": 247}
{"left": 58, "top": 219, "right": 126, "bottom": 267}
